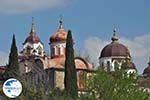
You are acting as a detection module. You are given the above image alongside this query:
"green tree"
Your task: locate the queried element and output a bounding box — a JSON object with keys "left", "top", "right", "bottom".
{"left": 82, "top": 70, "right": 150, "bottom": 100}
{"left": 4, "top": 34, "right": 20, "bottom": 79}
{"left": 64, "top": 30, "right": 78, "bottom": 99}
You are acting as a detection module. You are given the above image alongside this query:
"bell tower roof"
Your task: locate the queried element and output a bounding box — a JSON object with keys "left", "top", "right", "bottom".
{"left": 49, "top": 17, "right": 68, "bottom": 43}
{"left": 30, "top": 17, "right": 36, "bottom": 36}
{"left": 23, "top": 17, "right": 41, "bottom": 45}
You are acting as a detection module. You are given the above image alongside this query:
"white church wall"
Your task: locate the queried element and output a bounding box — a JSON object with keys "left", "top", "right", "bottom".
{"left": 99, "top": 56, "right": 130, "bottom": 72}
{"left": 50, "top": 42, "right": 66, "bottom": 57}
{"left": 23, "top": 42, "right": 44, "bottom": 56}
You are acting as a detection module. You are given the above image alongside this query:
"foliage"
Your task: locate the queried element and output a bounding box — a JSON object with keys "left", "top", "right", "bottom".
{"left": 64, "top": 30, "right": 78, "bottom": 99}
{"left": 82, "top": 70, "right": 150, "bottom": 100}
{"left": 1, "top": 34, "right": 149, "bottom": 100}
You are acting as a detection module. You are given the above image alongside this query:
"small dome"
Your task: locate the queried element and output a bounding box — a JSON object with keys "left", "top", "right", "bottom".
{"left": 143, "top": 67, "right": 150, "bottom": 75}
{"left": 50, "top": 20, "right": 67, "bottom": 43}
{"left": 50, "top": 30, "right": 67, "bottom": 43}
{"left": 100, "top": 30, "right": 130, "bottom": 58}
{"left": 143, "top": 59, "right": 150, "bottom": 76}
{"left": 122, "top": 60, "right": 136, "bottom": 69}
{"left": 23, "top": 35, "right": 41, "bottom": 44}
{"left": 143, "top": 66, "right": 150, "bottom": 77}
{"left": 23, "top": 17, "right": 41, "bottom": 44}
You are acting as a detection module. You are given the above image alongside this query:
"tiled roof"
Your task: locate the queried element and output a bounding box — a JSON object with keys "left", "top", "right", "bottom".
{"left": 40, "top": 56, "right": 93, "bottom": 70}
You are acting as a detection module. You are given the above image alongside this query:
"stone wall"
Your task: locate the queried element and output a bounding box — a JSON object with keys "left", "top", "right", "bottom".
{"left": 55, "top": 71, "right": 64, "bottom": 89}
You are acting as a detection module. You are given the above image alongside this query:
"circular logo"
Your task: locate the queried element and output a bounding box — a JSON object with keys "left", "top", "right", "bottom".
{"left": 2, "top": 78, "right": 22, "bottom": 98}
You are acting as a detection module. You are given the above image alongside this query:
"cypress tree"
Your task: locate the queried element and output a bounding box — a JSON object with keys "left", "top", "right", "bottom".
{"left": 4, "top": 34, "right": 20, "bottom": 79}
{"left": 64, "top": 30, "right": 78, "bottom": 99}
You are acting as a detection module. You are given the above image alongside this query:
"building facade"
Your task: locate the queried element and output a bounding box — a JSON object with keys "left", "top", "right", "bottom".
{"left": 18, "top": 18, "right": 94, "bottom": 91}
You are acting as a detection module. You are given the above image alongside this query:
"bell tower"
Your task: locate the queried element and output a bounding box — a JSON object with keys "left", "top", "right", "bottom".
{"left": 49, "top": 18, "right": 67, "bottom": 59}
{"left": 22, "top": 17, "right": 45, "bottom": 57}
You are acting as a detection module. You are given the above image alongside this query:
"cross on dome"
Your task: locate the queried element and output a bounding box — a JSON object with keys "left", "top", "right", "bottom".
{"left": 111, "top": 27, "right": 119, "bottom": 42}
{"left": 58, "top": 15, "right": 64, "bottom": 31}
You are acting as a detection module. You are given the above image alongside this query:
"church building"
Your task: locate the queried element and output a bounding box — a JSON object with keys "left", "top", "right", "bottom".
{"left": 99, "top": 29, "right": 137, "bottom": 74}
{"left": 18, "top": 18, "right": 94, "bottom": 91}
{"left": 138, "top": 58, "right": 150, "bottom": 92}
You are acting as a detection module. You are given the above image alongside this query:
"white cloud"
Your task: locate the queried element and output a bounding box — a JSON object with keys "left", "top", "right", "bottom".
{"left": 84, "top": 37, "right": 108, "bottom": 65}
{"left": 0, "top": 51, "right": 8, "bottom": 66}
{"left": 0, "top": 0, "right": 70, "bottom": 14}
{"left": 84, "top": 34, "right": 150, "bottom": 74}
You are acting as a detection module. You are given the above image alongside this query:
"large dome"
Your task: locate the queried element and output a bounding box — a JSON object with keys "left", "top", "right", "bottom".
{"left": 100, "top": 30, "right": 130, "bottom": 58}
{"left": 100, "top": 42, "right": 130, "bottom": 58}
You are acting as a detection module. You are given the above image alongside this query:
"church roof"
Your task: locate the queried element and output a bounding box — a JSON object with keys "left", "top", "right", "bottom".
{"left": 143, "top": 67, "right": 150, "bottom": 76}
{"left": 49, "top": 19, "right": 68, "bottom": 43}
{"left": 143, "top": 58, "right": 150, "bottom": 77}
{"left": 23, "top": 35, "right": 41, "bottom": 44}
{"left": 23, "top": 17, "right": 41, "bottom": 45}
{"left": 40, "top": 56, "right": 93, "bottom": 70}
{"left": 100, "top": 29, "right": 130, "bottom": 58}
{"left": 122, "top": 59, "right": 136, "bottom": 69}
{"left": 138, "top": 77, "right": 150, "bottom": 88}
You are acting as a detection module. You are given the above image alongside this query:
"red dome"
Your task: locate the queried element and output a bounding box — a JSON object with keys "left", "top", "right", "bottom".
{"left": 23, "top": 34, "right": 41, "bottom": 44}
{"left": 100, "top": 42, "right": 130, "bottom": 58}
{"left": 50, "top": 29, "right": 67, "bottom": 43}
{"left": 100, "top": 31, "right": 130, "bottom": 58}
{"left": 50, "top": 19, "right": 68, "bottom": 43}
{"left": 23, "top": 18, "right": 41, "bottom": 44}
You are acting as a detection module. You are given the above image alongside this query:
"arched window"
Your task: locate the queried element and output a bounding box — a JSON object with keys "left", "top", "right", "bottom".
{"left": 58, "top": 47, "right": 61, "bottom": 56}
{"left": 107, "top": 61, "right": 110, "bottom": 71}
{"left": 26, "top": 46, "right": 31, "bottom": 55}
{"left": 101, "top": 62, "right": 104, "bottom": 70}
{"left": 51, "top": 48, "right": 55, "bottom": 57}
{"left": 101, "top": 62, "right": 104, "bottom": 67}
{"left": 114, "top": 61, "right": 119, "bottom": 71}
{"left": 64, "top": 48, "right": 66, "bottom": 55}
{"left": 37, "top": 46, "right": 42, "bottom": 55}
{"left": 55, "top": 46, "right": 59, "bottom": 56}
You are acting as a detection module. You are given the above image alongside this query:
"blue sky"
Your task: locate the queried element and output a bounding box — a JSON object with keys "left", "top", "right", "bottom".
{"left": 0, "top": 0, "right": 150, "bottom": 74}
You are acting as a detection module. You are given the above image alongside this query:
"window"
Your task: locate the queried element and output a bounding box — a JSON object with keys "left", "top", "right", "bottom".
{"left": 64, "top": 48, "right": 66, "bottom": 55}
{"left": 107, "top": 61, "right": 110, "bottom": 71}
{"left": 37, "top": 46, "right": 43, "bottom": 55}
{"left": 58, "top": 47, "right": 61, "bottom": 55}
{"left": 51, "top": 48, "right": 55, "bottom": 57}
{"left": 55, "top": 46, "right": 59, "bottom": 55}
{"left": 38, "top": 51, "right": 42, "bottom": 55}
{"left": 26, "top": 46, "right": 31, "bottom": 55}
{"left": 114, "top": 61, "right": 119, "bottom": 71}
